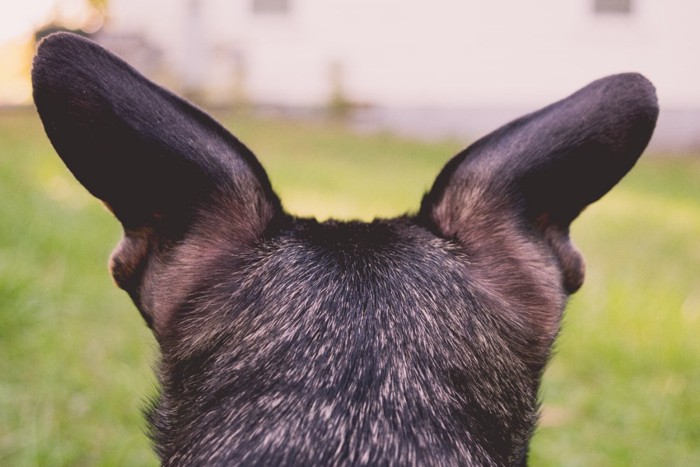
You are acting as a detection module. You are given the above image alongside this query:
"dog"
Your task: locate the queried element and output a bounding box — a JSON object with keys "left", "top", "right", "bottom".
{"left": 32, "top": 32, "right": 658, "bottom": 466}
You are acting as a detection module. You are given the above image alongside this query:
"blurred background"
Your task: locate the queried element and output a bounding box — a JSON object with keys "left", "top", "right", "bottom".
{"left": 1, "top": 0, "right": 699, "bottom": 465}
{"left": 3, "top": 0, "right": 700, "bottom": 149}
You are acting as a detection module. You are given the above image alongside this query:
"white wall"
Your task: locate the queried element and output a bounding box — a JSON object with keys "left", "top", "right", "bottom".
{"left": 103, "top": 0, "right": 700, "bottom": 124}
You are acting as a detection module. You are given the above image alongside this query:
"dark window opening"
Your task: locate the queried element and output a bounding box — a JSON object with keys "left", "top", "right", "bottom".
{"left": 594, "top": 0, "right": 633, "bottom": 15}
{"left": 252, "top": 0, "right": 290, "bottom": 14}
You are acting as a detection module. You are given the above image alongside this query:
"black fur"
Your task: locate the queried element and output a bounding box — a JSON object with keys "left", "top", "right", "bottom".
{"left": 32, "top": 32, "right": 658, "bottom": 466}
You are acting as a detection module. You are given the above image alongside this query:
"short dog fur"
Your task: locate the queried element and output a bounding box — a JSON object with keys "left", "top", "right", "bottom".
{"left": 32, "top": 33, "right": 658, "bottom": 466}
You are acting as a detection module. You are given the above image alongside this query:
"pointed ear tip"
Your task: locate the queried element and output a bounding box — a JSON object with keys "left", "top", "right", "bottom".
{"left": 36, "top": 31, "right": 89, "bottom": 53}
{"left": 33, "top": 33, "right": 77, "bottom": 83}
{"left": 603, "top": 72, "right": 660, "bottom": 120}
{"left": 35, "top": 33, "right": 68, "bottom": 65}
{"left": 33, "top": 32, "right": 98, "bottom": 74}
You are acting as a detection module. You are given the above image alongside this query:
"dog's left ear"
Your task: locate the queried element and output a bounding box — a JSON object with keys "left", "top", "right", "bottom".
{"left": 32, "top": 33, "right": 282, "bottom": 329}
{"left": 421, "top": 73, "right": 658, "bottom": 293}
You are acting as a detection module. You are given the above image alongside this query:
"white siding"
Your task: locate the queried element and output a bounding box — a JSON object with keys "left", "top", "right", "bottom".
{"left": 102, "top": 0, "right": 700, "bottom": 147}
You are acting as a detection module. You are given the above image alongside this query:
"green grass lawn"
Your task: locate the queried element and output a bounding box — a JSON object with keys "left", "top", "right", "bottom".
{"left": 1, "top": 108, "right": 699, "bottom": 466}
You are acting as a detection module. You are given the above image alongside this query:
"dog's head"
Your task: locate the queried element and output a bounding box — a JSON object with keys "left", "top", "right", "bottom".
{"left": 33, "top": 33, "right": 657, "bottom": 465}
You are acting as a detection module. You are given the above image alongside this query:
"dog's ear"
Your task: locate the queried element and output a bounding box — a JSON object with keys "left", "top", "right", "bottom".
{"left": 32, "top": 32, "right": 280, "bottom": 233}
{"left": 421, "top": 73, "right": 658, "bottom": 293}
{"left": 33, "top": 33, "right": 281, "bottom": 326}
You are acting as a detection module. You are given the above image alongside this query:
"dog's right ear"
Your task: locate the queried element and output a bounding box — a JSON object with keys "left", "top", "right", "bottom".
{"left": 420, "top": 73, "right": 658, "bottom": 295}
{"left": 32, "top": 33, "right": 281, "bottom": 327}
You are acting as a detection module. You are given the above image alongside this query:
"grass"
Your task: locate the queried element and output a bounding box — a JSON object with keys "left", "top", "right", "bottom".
{"left": 1, "top": 108, "right": 699, "bottom": 465}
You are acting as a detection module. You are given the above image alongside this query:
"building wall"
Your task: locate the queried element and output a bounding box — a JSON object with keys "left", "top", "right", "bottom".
{"left": 102, "top": 0, "right": 700, "bottom": 148}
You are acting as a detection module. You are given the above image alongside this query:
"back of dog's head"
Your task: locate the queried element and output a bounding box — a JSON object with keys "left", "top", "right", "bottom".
{"left": 33, "top": 33, "right": 658, "bottom": 465}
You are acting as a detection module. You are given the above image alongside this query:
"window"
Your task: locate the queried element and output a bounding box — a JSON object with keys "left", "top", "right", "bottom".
{"left": 252, "top": 0, "right": 290, "bottom": 14}
{"left": 594, "top": 0, "right": 633, "bottom": 15}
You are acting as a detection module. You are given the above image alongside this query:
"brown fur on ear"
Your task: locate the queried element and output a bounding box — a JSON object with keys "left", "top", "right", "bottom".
{"left": 427, "top": 189, "right": 568, "bottom": 362}
{"left": 539, "top": 221, "right": 585, "bottom": 294}
{"left": 109, "top": 229, "right": 155, "bottom": 327}
{"left": 109, "top": 230, "right": 151, "bottom": 290}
